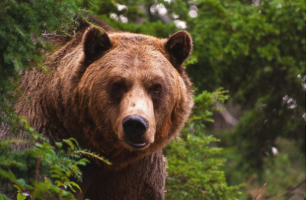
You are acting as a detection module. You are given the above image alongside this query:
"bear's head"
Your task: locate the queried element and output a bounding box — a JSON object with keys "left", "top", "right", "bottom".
{"left": 71, "top": 27, "right": 193, "bottom": 168}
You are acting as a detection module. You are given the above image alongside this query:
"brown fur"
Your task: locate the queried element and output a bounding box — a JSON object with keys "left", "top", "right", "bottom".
{"left": 1, "top": 22, "right": 193, "bottom": 199}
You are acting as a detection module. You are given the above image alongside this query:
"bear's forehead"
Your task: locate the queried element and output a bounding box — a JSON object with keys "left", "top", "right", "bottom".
{"left": 109, "top": 32, "right": 164, "bottom": 47}
{"left": 90, "top": 32, "right": 177, "bottom": 79}
{"left": 100, "top": 53, "right": 167, "bottom": 77}
{"left": 95, "top": 33, "right": 170, "bottom": 70}
{"left": 102, "top": 46, "right": 170, "bottom": 71}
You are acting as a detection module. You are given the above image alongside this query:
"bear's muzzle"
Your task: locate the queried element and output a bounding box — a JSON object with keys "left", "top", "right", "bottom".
{"left": 123, "top": 115, "right": 149, "bottom": 149}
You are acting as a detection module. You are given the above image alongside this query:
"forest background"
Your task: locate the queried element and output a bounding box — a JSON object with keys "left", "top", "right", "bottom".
{"left": 0, "top": 0, "right": 305, "bottom": 199}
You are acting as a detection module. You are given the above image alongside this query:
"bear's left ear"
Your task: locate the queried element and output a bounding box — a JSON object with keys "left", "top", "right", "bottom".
{"left": 165, "top": 31, "right": 193, "bottom": 66}
{"left": 82, "top": 26, "right": 112, "bottom": 63}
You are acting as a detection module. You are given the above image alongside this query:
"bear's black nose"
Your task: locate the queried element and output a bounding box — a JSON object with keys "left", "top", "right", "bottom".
{"left": 122, "top": 115, "right": 148, "bottom": 138}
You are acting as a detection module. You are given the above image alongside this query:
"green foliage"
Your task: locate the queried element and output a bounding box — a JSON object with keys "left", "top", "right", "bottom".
{"left": 0, "top": 0, "right": 78, "bottom": 70}
{"left": 193, "top": 89, "right": 229, "bottom": 123}
{"left": 223, "top": 137, "right": 306, "bottom": 199}
{"left": 176, "top": 0, "right": 305, "bottom": 198}
{"left": 164, "top": 89, "right": 242, "bottom": 199}
{"left": 76, "top": 0, "right": 179, "bottom": 37}
{"left": 0, "top": 118, "right": 109, "bottom": 199}
{"left": 0, "top": 0, "right": 79, "bottom": 125}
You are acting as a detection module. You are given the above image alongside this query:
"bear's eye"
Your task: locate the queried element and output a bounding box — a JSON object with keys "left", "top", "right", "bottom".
{"left": 107, "top": 81, "right": 126, "bottom": 101}
{"left": 112, "top": 83, "right": 122, "bottom": 91}
{"left": 152, "top": 84, "right": 162, "bottom": 94}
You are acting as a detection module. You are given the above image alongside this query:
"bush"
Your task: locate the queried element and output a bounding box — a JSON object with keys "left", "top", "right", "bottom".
{"left": 165, "top": 89, "right": 242, "bottom": 199}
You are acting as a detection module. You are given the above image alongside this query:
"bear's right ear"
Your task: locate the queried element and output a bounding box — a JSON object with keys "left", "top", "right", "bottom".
{"left": 82, "top": 26, "right": 112, "bottom": 63}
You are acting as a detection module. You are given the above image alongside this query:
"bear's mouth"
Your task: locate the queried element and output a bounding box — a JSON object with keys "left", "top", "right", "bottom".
{"left": 125, "top": 140, "right": 148, "bottom": 149}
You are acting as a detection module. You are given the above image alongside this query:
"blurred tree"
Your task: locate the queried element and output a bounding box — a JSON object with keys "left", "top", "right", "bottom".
{"left": 184, "top": 0, "right": 305, "bottom": 177}
{"left": 176, "top": 0, "right": 305, "bottom": 198}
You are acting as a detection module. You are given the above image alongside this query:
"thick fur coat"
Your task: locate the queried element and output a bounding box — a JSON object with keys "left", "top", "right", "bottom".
{"left": 0, "top": 21, "right": 193, "bottom": 199}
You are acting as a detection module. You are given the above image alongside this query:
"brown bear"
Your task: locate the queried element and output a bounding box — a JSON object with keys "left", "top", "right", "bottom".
{"left": 1, "top": 20, "right": 193, "bottom": 199}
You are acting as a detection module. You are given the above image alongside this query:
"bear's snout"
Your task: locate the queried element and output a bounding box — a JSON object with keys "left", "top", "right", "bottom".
{"left": 122, "top": 115, "right": 149, "bottom": 149}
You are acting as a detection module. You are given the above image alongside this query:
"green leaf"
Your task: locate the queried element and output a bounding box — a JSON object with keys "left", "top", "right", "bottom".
{"left": 17, "top": 193, "right": 27, "bottom": 200}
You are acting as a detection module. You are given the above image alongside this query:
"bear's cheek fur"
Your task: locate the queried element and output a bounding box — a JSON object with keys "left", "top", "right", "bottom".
{"left": 152, "top": 74, "right": 190, "bottom": 145}
{"left": 74, "top": 69, "right": 120, "bottom": 150}
{"left": 152, "top": 92, "right": 176, "bottom": 143}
